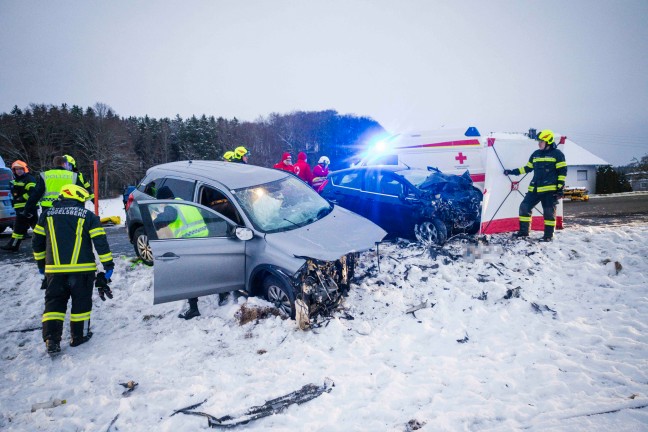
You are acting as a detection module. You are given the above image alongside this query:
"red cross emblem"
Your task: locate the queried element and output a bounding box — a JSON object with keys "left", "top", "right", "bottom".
{"left": 455, "top": 152, "right": 467, "bottom": 164}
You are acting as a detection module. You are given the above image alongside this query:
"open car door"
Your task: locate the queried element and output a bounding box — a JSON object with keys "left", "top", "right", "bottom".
{"left": 138, "top": 200, "right": 247, "bottom": 304}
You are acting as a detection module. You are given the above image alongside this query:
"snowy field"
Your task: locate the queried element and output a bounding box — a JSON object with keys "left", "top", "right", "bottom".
{"left": 1, "top": 198, "right": 647, "bottom": 431}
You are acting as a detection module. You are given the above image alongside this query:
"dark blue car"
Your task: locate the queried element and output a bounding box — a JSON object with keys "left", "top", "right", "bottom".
{"left": 320, "top": 166, "right": 483, "bottom": 245}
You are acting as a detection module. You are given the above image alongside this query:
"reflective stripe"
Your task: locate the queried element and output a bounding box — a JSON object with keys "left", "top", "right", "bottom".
{"left": 42, "top": 312, "right": 66, "bottom": 322}
{"left": 34, "top": 251, "right": 46, "bottom": 260}
{"left": 533, "top": 157, "right": 557, "bottom": 163}
{"left": 45, "top": 263, "right": 97, "bottom": 273}
{"left": 11, "top": 233, "right": 24, "bottom": 240}
{"left": 519, "top": 216, "right": 532, "bottom": 222}
{"left": 89, "top": 227, "right": 106, "bottom": 238}
{"left": 14, "top": 202, "right": 26, "bottom": 209}
{"left": 536, "top": 185, "right": 557, "bottom": 192}
{"left": 46, "top": 217, "right": 61, "bottom": 266}
{"left": 545, "top": 220, "right": 556, "bottom": 226}
{"left": 34, "top": 225, "right": 46, "bottom": 235}
{"left": 556, "top": 161, "right": 567, "bottom": 168}
{"left": 558, "top": 175, "right": 566, "bottom": 181}
{"left": 70, "top": 312, "right": 91, "bottom": 322}
{"left": 519, "top": 167, "right": 527, "bottom": 174}
{"left": 70, "top": 218, "right": 85, "bottom": 265}
{"left": 98, "top": 252, "right": 113, "bottom": 262}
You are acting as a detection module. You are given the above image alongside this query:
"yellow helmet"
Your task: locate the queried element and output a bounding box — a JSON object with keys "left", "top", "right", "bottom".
{"left": 234, "top": 146, "right": 249, "bottom": 158}
{"left": 63, "top": 154, "right": 77, "bottom": 167}
{"left": 223, "top": 151, "right": 235, "bottom": 161}
{"left": 537, "top": 129, "right": 554, "bottom": 144}
{"left": 59, "top": 184, "right": 90, "bottom": 202}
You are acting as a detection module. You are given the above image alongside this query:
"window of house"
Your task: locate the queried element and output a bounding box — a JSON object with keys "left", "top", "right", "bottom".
{"left": 577, "top": 170, "right": 588, "bottom": 181}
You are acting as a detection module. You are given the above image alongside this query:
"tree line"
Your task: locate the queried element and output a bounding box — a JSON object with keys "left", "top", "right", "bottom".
{"left": 0, "top": 103, "right": 385, "bottom": 197}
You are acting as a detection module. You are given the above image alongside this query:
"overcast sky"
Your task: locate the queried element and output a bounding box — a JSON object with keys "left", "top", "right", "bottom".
{"left": 1, "top": 0, "right": 647, "bottom": 165}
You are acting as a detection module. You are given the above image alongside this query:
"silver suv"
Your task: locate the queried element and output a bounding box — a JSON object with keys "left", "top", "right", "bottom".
{"left": 127, "top": 161, "right": 386, "bottom": 326}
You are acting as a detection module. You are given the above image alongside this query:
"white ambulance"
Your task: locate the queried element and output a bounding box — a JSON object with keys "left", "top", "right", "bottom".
{"left": 357, "top": 127, "right": 487, "bottom": 190}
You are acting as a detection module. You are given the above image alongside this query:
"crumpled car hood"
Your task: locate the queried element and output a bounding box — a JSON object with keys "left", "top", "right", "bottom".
{"left": 264, "top": 206, "right": 387, "bottom": 262}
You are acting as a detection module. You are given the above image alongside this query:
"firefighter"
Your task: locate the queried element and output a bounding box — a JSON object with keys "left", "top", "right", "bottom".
{"left": 223, "top": 151, "right": 235, "bottom": 162}
{"left": 153, "top": 186, "right": 209, "bottom": 319}
{"left": 23, "top": 155, "right": 85, "bottom": 218}
{"left": 232, "top": 146, "right": 250, "bottom": 164}
{"left": 33, "top": 184, "right": 114, "bottom": 354}
{"left": 1, "top": 160, "right": 37, "bottom": 252}
{"left": 504, "top": 129, "right": 567, "bottom": 241}
{"left": 311, "top": 156, "right": 330, "bottom": 193}
{"left": 63, "top": 154, "right": 94, "bottom": 202}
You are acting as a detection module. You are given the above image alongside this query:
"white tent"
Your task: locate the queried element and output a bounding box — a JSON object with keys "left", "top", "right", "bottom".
{"left": 480, "top": 135, "right": 564, "bottom": 234}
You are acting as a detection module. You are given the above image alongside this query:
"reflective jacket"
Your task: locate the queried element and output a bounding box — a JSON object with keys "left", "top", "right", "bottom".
{"left": 32, "top": 199, "right": 114, "bottom": 274}
{"left": 169, "top": 202, "right": 209, "bottom": 238}
{"left": 24, "top": 168, "right": 83, "bottom": 213}
{"left": 10, "top": 172, "right": 37, "bottom": 209}
{"left": 511, "top": 147, "right": 567, "bottom": 193}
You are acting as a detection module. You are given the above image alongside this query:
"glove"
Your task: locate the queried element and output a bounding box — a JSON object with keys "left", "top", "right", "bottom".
{"left": 503, "top": 169, "right": 512, "bottom": 176}
{"left": 38, "top": 267, "right": 45, "bottom": 275}
{"left": 105, "top": 269, "right": 113, "bottom": 282}
{"left": 554, "top": 192, "right": 564, "bottom": 200}
{"left": 95, "top": 272, "right": 114, "bottom": 301}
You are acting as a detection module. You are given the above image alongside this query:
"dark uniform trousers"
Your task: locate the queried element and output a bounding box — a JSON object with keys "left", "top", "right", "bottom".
{"left": 12, "top": 212, "right": 38, "bottom": 240}
{"left": 42, "top": 273, "right": 95, "bottom": 343}
{"left": 519, "top": 192, "right": 558, "bottom": 238}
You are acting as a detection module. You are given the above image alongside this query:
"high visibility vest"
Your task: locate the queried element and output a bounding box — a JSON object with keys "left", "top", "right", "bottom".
{"left": 40, "top": 170, "right": 78, "bottom": 208}
{"left": 168, "top": 201, "right": 209, "bottom": 238}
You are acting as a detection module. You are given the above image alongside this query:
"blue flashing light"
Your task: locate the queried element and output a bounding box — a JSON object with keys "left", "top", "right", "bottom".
{"left": 465, "top": 126, "right": 480, "bottom": 137}
{"left": 374, "top": 140, "right": 388, "bottom": 154}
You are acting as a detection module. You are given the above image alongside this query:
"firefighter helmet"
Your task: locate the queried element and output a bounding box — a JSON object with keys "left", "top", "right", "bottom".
{"left": 234, "top": 146, "right": 249, "bottom": 158}
{"left": 11, "top": 160, "right": 29, "bottom": 173}
{"left": 59, "top": 184, "right": 90, "bottom": 202}
{"left": 537, "top": 130, "right": 554, "bottom": 144}
{"left": 223, "top": 151, "right": 235, "bottom": 161}
{"left": 63, "top": 154, "right": 77, "bottom": 167}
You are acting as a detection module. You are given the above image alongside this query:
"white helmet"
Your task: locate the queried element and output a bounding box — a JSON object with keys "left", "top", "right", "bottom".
{"left": 318, "top": 156, "right": 330, "bottom": 164}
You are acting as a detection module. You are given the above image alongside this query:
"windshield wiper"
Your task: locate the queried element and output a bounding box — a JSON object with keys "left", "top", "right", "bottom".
{"left": 283, "top": 218, "right": 301, "bottom": 228}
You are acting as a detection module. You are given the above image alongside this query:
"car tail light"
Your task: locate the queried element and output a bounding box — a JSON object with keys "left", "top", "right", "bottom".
{"left": 125, "top": 192, "right": 134, "bottom": 211}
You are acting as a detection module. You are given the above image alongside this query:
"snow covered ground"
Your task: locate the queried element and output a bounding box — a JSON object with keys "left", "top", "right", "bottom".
{"left": 1, "top": 198, "right": 647, "bottom": 431}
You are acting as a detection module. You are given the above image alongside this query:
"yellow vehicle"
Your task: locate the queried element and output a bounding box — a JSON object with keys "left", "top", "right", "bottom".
{"left": 563, "top": 187, "right": 589, "bottom": 201}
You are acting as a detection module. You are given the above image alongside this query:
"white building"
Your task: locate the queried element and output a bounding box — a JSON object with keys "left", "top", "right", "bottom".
{"left": 560, "top": 137, "right": 609, "bottom": 193}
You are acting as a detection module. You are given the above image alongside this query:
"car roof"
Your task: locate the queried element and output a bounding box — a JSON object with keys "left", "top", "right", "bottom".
{"left": 148, "top": 160, "right": 289, "bottom": 189}
{"left": 332, "top": 165, "right": 428, "bottom": 176}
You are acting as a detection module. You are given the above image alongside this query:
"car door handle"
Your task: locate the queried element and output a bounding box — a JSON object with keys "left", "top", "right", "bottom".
{"left": 156, "top": 252, "right": 180, "bottom": 261}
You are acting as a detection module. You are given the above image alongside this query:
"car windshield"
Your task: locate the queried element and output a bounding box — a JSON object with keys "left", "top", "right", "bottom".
{"left": 232, "top": 175, "right": 333, "bottom": 233}
{"left": 397, "top": 170, "right": 433, "bottom": 187}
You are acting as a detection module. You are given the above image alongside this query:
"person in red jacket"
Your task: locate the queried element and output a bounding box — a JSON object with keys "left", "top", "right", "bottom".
{"left": 293, "top": 152, "right": 313, "bottom": 185}
{"left": 273, "top": 152, "right": 295, "bottom": 173}
{"left": 311, "top": 156, "right": 330, "bottom": 192}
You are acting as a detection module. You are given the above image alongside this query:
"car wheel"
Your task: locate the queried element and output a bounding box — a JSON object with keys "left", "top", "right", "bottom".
{"left": 133, "top": 226, "right": 154, "bottom": 266}
{"left": 263, "top": 275, "right": 295, "bottom": 319}
{"left": 415, "top": 218, "right": 447, "bottom": 246}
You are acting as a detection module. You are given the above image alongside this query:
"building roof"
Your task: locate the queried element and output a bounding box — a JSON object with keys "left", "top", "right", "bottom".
{"left": 490, "top": 132, "right": 609, "bottom": 166}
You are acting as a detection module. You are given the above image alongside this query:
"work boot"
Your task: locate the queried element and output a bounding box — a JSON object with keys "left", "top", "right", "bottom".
{"left": 511, "top": 231, "right": 529, "bottom": 239}
{"left": 178, "top": 298, "right": 200, "bottom": 320}
{"left": 0, "top": 238, "right": 21, "bottom": 252}
{"left": 539, "top": 236, "right": 553, "bottom": 242}
{"left": 46, "top": 340, "right": 61, "bottom": 354}
{"left": 70, "top": 332, "right": 93, "bottom": 347}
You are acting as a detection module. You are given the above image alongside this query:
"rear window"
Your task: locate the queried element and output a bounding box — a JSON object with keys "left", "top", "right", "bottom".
{"left": 331, "top": 172, "right": 363, "bottom": 190}
{"left": 0, "top": 168, "right": 12, "bottom": 190}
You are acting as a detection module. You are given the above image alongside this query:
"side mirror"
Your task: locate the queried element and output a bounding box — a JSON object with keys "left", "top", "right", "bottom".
{"left": 235, "top": 227, "right": 253, "bottom": 241}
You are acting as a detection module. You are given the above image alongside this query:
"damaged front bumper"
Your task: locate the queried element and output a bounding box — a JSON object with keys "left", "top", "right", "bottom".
{"left": 292, "top": 253, "right": 357, "bottom": 329}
